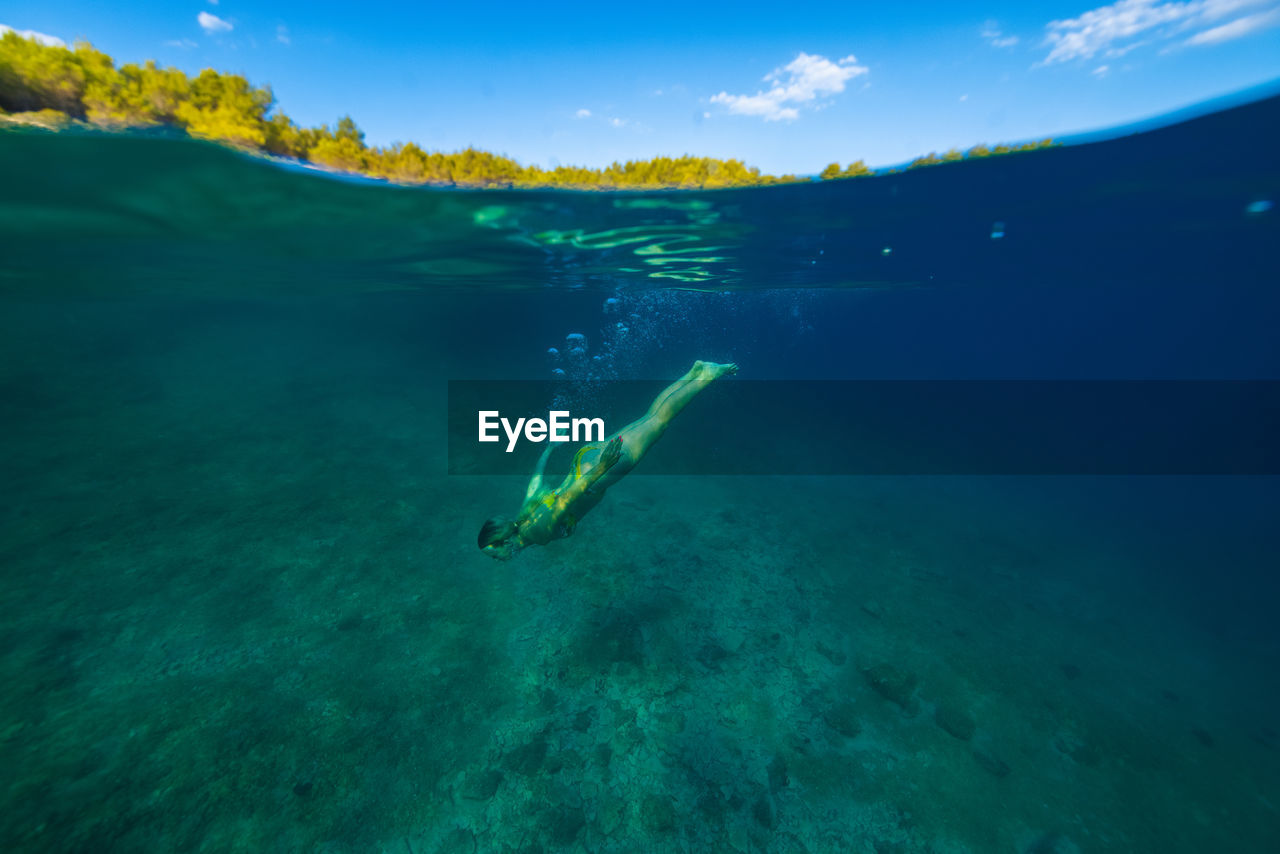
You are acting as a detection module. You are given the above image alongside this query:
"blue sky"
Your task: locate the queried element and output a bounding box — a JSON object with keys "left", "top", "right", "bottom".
{"left": 4, "top": 1, "right": 1280, "bottom": 173}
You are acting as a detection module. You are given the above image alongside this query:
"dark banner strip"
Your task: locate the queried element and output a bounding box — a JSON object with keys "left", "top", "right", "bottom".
{"left": 447, "top": 380, "right": 1280, "bottom": 475}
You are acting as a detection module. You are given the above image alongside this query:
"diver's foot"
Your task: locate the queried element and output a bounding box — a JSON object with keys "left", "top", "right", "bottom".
{"left": 695, "top": 360, "right": 738, "bottom": 380}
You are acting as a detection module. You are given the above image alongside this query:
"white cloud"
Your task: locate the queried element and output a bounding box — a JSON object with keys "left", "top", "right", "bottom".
{"left": 164, "top": 38, "right": 198, "bottom": 49}
{"left": 1185, "top": 6, "right": 1280, "bottom": 42}
{"left": 710, "top": 52, "right": 868, "bottom": 122}
{"left": 959, "top": 93, "right": 969, "bottom": 101}
{"left": 981, "top": 20, "right": 1021, "bottom": 47}
{"left": 0, "top": 23, "right": 65, "bottom": 47}
{"left": 197, "top": 11, "right": 233, "bottom": 35}
{"left": 575, "top": 108, "right": 591, "bottom": 118}
{"left": 276, "top": 25, "right": 290, "bottom": 45}
{"left": 1093, "top": 64, "right": 1112, "bottom": 75}
{"left": 1041, "top": 0, "right": 1277, "bottom": 64}
{"left": 609, "top": 117, "right": 626, "bottom": 128}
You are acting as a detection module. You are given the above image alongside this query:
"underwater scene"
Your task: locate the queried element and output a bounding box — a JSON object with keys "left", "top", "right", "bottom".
{"left": 2, "top": 93, "right": 1280, "bottom": 854}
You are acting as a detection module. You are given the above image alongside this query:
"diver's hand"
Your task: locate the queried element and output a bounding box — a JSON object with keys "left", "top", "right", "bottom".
{"left": 600, "top": 436, "right": 623, "bottom": 470}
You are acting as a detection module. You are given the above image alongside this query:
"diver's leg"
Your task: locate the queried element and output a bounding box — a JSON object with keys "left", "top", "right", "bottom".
{"left": 616, "top": 360, "right": 736, "bottom": 463}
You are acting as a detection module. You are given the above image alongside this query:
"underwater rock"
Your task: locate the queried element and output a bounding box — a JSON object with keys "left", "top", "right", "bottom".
{"left": 717, "top": 507, "right": 741, "bottom": 524}
{"left": 572, "top": 707, "right": 595, "bottom": 732}
{"left": 460, "top": 768, "right": 503, "bottom": 800}
{"left": 752, "top": 793, "right": 777, "bottom": 829}
{"left": 503, "top": 736, "right": 548, "bottom": 776}
{"left": 972, "top": 746, "right": 1011, "bottom": 778}
{"left": 435, "top": 828, "right": 476, "bottom": 854}
{"left": 641, "top": 793, "right": 677, "bottom": 832}
{"left": 1024, "top": 832, "right": 1081, "bottom": 854}
{"left": 1060, "top": 663, "right": 1081, "bottom": 680}
{"left": 655, "top": 709, "right": 686, "bottom": 735}
{"left": 873, "top": 838, "right": 907, "bottom": 854}
{"left": 538, "top": 688, "right": 559, "bottom": 711}
{"left": 861, "top": 601, "right": 884, "bottom": 619}
{"left": 786, "top": 731, "right": 815, "bottom": 755}
{"left": 598, "top": 794, "right": 626, "bottom": 836}
{"left": 590, "top": 612, "right": 645, "bottom": 667}
{"left": 823, "top": 701, "right": 862, "bottom": 738}
{"left": 934, "top": 704, "right": 976, "bottom": 741}
{"left": 1192, "top": 727, "right": 1215, "bottom": 747}
{"left": 545, "top": 805, "right": 586, "bottom": 845}
{"left": 815, "top": 640, "right": 846, "bottom": 666}
{"left": 696, "top": 788, "right": 727, "bottom": 819}
{"left": 767, "top": 754, "right": 789, "bottom": 793}
{"left": 862, "top": 664, "right": 918, "bottom": 710}
{"left": 697, "top": 641, "right": 732, "bottom": 671}
{"left": 1052, "top": 729, "right": 1100, "bottom": 766}
{"left": 335, "top": 614, "right": 365, "bottom": 632}
{"left": 719, "top": 624, "right": 748, "bottom": 653}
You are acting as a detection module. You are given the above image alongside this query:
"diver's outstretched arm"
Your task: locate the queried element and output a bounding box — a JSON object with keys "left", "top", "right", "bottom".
{"left": 524, "top": 442, "right": 560, "bottom": 504}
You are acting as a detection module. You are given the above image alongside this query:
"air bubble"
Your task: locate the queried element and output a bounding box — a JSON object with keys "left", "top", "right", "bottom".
{"left": 990, "top": 221, "right": 1005, "bottom": 239}
{"left": 1246, "top": 200, "right": 1273, "bottom": 215}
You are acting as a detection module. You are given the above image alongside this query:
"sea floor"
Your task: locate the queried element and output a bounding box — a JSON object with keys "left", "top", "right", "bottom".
{"left": 1, "top": 300, "right": 1278, "bottom": 853}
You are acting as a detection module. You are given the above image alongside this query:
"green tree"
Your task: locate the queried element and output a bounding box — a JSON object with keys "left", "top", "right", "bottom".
{"left": 0, "top": 31, "right": 1061, "bottom": 190}
{"left": 309, "top": 118, "right": 369, "bottom": 172}
{"left": 174, "top": 69, "right": 272, "bottom": 147}
{"left": 82, "top": 59, "right": 189, "bottom": 127}
{"left": 0, "top": 32, "right": 88, "bottom": 115}
{"left": 907, "top": 152, "right": 942, "bottom": 169}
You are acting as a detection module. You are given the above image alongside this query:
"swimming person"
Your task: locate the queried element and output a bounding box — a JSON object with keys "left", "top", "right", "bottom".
{"left": 478, "top": 360, "right": 738, "bottom": 560}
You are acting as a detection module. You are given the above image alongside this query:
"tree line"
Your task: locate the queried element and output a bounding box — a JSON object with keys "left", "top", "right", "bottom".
{"left": 0, "top": 32, "right": 1055, "bottom": 189}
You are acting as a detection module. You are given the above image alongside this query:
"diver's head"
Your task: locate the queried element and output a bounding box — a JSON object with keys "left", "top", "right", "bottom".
{"left": 478, "top": 515, "right": 520, "bottom": 561}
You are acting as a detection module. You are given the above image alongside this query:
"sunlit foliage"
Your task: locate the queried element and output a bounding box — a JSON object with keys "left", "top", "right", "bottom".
{"left": 1, "top": 32, "right": 1057, "bottom": 189}
{"left": 896, "top": 138, "right": 1056, "bottom": 172}
{"left": 819, "top": 160, "right": 872, "bottom": 180}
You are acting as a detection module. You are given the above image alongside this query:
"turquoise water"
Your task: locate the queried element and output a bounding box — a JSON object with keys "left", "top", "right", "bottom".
{"left": 1, "top": 95, "right": 1279, "bottom": 853}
